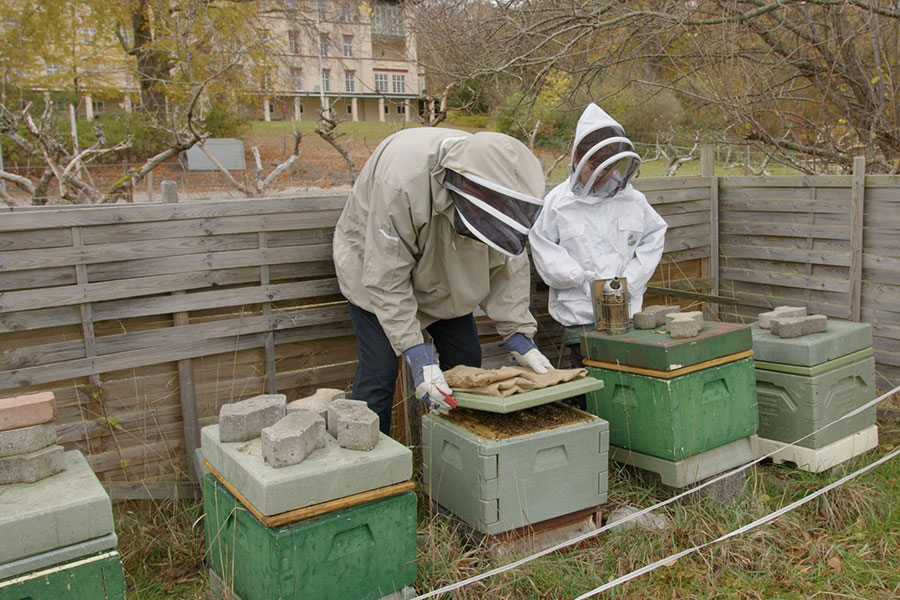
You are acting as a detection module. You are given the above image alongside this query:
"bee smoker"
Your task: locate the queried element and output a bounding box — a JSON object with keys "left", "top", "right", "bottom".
{"left": 591, "top": 277, "right": 631, "bottom": 334}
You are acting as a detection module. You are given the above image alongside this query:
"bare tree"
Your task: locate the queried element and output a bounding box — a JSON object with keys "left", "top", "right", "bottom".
{"left": 415, "top": 0, "right": 900, "bottom": 174}
{"left": 315, "top": 105, "right": 356, "bottom": 181}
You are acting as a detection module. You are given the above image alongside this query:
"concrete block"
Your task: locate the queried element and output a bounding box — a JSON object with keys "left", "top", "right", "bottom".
{"left": 0, "top": 444, "right": 65, "bottom": 484}
{"left": 261, "top": 411, "right": 326, "bottom": 468}
{"left": 0, "top": 532, "right": 118, "bottom": 580}
{"left": 335, "top": 407, "right": 379, "bottom": 451}
{"left": 607, "top": 506, "right": 671, "bottom": 533}
{"left": 758, "top": 305, "right": 807, "bottom": 329}
{"left": 770, "top": 314, "right": 827, "bottom": 338}
{"left": 666, "top": 311, "right": 704, "bottom": 339}
{"left": 326, "top": 398, "right": 369, "bottom": 437}
{"left": 285, "top": 388, "right": 346, "bottom": 419}
{"left": 200, "top": 424, "right": 412, "bottom": 516}
{"left": 0, "top": 391, "right": 56, "bottom": 432}
{"left": 0, "top": 450, "right": 114, "bottom": 564}
{"left": 0, "top": 422, "right": 57, "bottom": 458}
{"left": 634, "top": 305, "right": 680, "bottom": 330}
{"left": 219, "top": 394, "right": 286, "bottom": 442}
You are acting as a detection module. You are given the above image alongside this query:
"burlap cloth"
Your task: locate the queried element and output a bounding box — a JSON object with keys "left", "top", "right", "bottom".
{"left": 443, "top": 365, "right": 587, "bottom": 397}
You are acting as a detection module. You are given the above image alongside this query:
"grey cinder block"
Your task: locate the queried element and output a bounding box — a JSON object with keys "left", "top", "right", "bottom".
{"left": 758, "top": 306, "right": 807, "bottom": 329}
{"left": 219, "top": 394, "right": 286, "bottom": 443}
{"left": 336, "top": 407, "right": 380, "bottom": 451}
{"left": 667, "top": 311, "right": 704, "bottom": 339}
{"left": 286, "top": 388, "right": 346, "bottom": 419}
{"left": 0, "top": 422, "right": 57, "bottom": 458}
{"left": 0, "top": 444, "right": 66, "bottom": 484}
{"left": 261, "top": 411, "right": 326, "bottom": 468}
{"left": 327, "top": 399, "right": 369, "bottom": 437}
{"left": 634, "top": 305, "right": 681, "bottom": 330}
{"left": 770, "top": 314, "right": 828, "bottom": 339}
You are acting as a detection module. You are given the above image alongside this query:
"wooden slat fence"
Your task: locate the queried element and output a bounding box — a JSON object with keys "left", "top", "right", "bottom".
{"left": 715, "top": 169, "right": 900, "bottom": 389}
{"left": 5, "top": 166, "right": 899, "bottom": 496}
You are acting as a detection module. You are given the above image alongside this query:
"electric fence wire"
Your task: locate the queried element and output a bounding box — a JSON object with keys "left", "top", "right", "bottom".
{"left": 411, "top": 383, "right": 900, "bottom": 600}
{"left": 573, "top": 442, "right": 900, "bottom": 599}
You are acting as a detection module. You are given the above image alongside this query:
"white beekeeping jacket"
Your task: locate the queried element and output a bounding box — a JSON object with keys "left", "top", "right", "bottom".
{"left": 529, "top": 104, "right": 668, "bottom": 326}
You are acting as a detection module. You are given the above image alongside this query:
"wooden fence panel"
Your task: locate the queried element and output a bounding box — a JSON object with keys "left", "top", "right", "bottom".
{"left": 6, "top": 171, "right": 900, "bottom": 495}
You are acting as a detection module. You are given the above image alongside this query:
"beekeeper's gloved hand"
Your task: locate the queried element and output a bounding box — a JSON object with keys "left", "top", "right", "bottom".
{"left": 502, "top": 333, "right": 552, "bottom": 374}
{"left": 402, "top": 343, "right": 454, "bottom": 414}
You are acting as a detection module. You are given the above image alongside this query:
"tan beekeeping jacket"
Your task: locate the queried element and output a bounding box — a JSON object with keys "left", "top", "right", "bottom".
{"left": 332, "top": 127, "right": 545, "bottom": 355}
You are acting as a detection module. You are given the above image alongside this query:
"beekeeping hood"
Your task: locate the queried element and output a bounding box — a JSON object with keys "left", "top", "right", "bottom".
{"left": 568, "top": 103, "right": 641, "bottom": 197}
{"left": 439, "top": 132, "right": 545, "bottom": 257}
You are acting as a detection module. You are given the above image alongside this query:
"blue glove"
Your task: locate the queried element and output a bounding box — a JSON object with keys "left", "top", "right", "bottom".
{"left": 402, "top": 343, "right": 454, "bottom": 414}
{"left": 501, "top": 333, "right": 553, "bottom": 374}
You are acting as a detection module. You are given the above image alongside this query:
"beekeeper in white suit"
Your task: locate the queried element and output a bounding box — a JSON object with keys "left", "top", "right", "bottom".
{"left": 529, "top": 103, "right": 667, "bottom": 371}
{"left": 333, "top": 128, "right": 553, "bottom": 435}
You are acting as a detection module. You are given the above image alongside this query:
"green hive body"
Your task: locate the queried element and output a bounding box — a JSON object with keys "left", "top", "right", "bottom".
{"left": 0, "top": 551, "right": 126, "bottom": 600}
{"left": 582, "top": 321, "right": 751, "bottom": 371}
{"left": 202, "top": 474, "right": 417, "bottom": 600}
{"left": 422, "top": 408, "right": 609, "bottom": 535}
{"left": 586, "top": 357, "right": 759, "bottom": 461}
{"left": 752, "top": 321, "right": 876, "bottom": 450}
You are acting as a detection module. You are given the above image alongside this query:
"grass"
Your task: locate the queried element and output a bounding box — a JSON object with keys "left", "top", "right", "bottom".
{"left": 116, "top": 419, "right": 900, "bottom": 599}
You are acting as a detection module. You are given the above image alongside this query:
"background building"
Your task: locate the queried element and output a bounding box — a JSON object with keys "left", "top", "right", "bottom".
{"left": 259, "top": 0, "right": 423, "bottom": 123}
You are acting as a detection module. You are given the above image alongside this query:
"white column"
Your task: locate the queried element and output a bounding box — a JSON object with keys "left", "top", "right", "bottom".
{"left": 378, "top": 97, "right": 385, "bottom": 123}
{"left": 294, "top": 97, "right": 302, "bottom": 121}
{"left": 263, "top": 97, "right": 271, "bottom": 122}
{"left": 123, "top": 95, "right": 132, "bottom": 113}
{"left": 351, "top": 97, "right": 359, "bottom": 122}
{"left": 84, "top": 95, "right": 94, "bottom": 120}
{"left": 404, "top": 99, "right": 411, "bottom": 123}
{"left": 320, "top": 95, "right": 329, "bottom": 119}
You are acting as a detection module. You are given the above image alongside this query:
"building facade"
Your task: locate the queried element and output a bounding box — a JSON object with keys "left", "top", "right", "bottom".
{"left": 259, "top": 0, "right": 423, "bottom": 123}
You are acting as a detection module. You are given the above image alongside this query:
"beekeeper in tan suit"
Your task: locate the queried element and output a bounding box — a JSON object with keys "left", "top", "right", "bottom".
{"left": 333, "top": 128, "right": 553, "bottom": 434}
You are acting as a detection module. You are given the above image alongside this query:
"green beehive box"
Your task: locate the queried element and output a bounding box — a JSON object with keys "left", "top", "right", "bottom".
{"left": 586, "top": 357, "right": 759, "bottom": 461}
{"left": 202, "top": 474, "right": 416, "bottom": 600}
{"left": 750, "top": 320, "right": 872, "bottom": 367}
{"left": 0, "top": 551, "right": 126, "bottom": 600}
{"left": 755, "top": 349, "right": 876, "bottom": 449}
{"left": 582, "top": 322, "right": 751, "bottom": 371}
{"left": 422, "top": 406, "right": 608, "bottom": 535}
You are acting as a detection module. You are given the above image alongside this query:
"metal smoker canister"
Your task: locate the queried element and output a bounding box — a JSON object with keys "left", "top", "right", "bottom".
{"left": 602, "top": 278, "right": 630, "bottom": 334}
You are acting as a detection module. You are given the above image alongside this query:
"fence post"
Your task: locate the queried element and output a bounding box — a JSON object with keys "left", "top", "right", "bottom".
{"left": 161, "top": 180, "right": 178, "bottom": 204}
{"left": 849, "top": 156, "right": 865, "bottom": 322}
{"left": 701, "top": 144, "right": 720, "bottom": 318}
{"left": 162, "top": 181, "right": 200, "bottom": 478}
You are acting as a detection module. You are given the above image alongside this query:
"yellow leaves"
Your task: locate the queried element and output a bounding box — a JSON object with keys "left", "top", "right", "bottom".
{"left": 871, "top": 75, "right": 880, "bottom": 84}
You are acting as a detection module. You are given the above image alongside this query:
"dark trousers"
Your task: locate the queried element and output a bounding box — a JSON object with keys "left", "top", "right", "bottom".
{"left": 348, "top": 303, "right": 482, "bottom": 435}
{"left": 566, "top": 343, "right": 587, "bottom": 411}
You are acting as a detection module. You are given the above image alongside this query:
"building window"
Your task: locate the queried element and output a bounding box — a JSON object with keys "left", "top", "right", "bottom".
{"left": 346, "top": 104, "right": 353, "bottom": 115}
{"left": 392, "top": 74, "right": 405, "bottom": 94}
{"left": 384, "top": 105, "right": 389, "bottom": 114}
{"left": 318, "top": 34, "right": 329, "bottom": 56}
{"left": 343, "top": 36, "right": 353, "bottom": 58}
{"left": 317, "top": 0, "right": 328, "bottom": 21}
{"left": 374, "top": 73, "right": 388, "bottom": 93}
{"left": 397, "top": 105, "right": 405, "bottom": 114}
{"left": 287, "top": 30, "right": 300, "bottom": 54}
{"left": 340, "top": 3, "right": 358, "bottom": 22}
{"left": 371, "top": 4, "right": 403, "bottom": 36}
{"left": 92, "top": 100, "right": 104, "bottom": 116}
{"left": 344, "top": 71, "right": 355, "bottom": 93}
{"left": 321, "top": 69, "right": 330, "bottom": 92}
{"left": 291, "top": 67, "right": 303, "bottom": 90}
{"left": 45, "top": 63, "right": 59, "bottom": 75}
